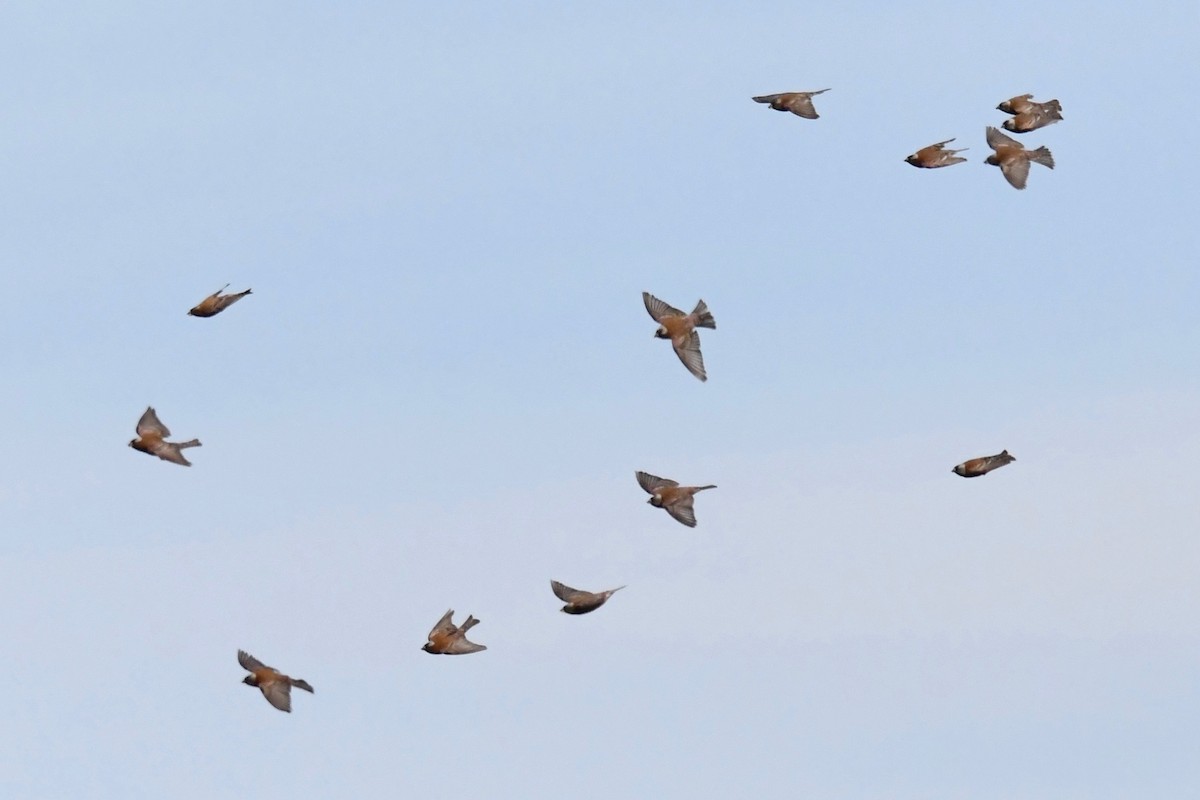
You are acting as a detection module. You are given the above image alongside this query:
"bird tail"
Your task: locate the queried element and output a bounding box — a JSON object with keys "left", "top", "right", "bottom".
{"left": 1030, "top": 147, "right": 1054, "bottom": 169}
{"left": 291, "top": 678, "right": 314, "bottom": 694}
{"left": 811, "top": 88, "right": 831, "bottom": 95}
{"left": 178, "top": 439, "right": 202, "bottom": 449}
{"left": 235, "top": 288, "right": 253, "bottom": 298}
{"left": 1000, "top": 450, "right": 1015, "bottom": 462}
{"left": 460, "top": 615, "right": 481, "bottom": 631}
{"left": 691, "top": 300, "right": 716, "bottom": 329}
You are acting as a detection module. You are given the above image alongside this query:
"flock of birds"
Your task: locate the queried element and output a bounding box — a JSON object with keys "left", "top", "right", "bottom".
{"left": 125, "top": 89, "right": 1053, "bottom": 713}
{"left": 755, "top": 88, "right": 1063, "bottom": 189}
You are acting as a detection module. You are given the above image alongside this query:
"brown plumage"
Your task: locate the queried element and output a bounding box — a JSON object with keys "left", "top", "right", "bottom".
{"left": 751, "top": 89, "right": 830, "bottom": 120}
{"left": 643, "top": 292, "right": 715, "bottom": 382}
{"left": 997, "top": 94, "right": 1037, "bottom": 115}
{"left": 1002, "top": 102, "right": 1063, "bottom": 134}
{"left": 550, "top": 580, "right": 625, "bottom": 615}
{"left": 422, "top": 609, "right": 487, "bottom": 655}
{"left": 636, "top": 471, "right": 716, "bottom": 528}
{"left": 128, "top": 406, "right": 201, "bottom": 466}
{"left": 952, "top": 450, "right": 1016, "bottom": 478}
{"left": 238, "top": 650, "right": 314, "bottom": 713}
{"left": 188, "top": 284, "right": 252, "bottom": 317}
{"left": 905, "top": 138, "right": 969, "bottom": 169}
{"left": 985, "top": 127, "right": 1054, "bottom": 190}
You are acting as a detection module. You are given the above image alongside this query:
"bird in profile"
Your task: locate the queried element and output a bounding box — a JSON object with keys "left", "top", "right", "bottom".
{"left": 237, "top": 650, "right": 314, "bottom": 713}
{"left": 128, "top": 406, "right": 201, "bottom": 466}
{"left": 643, "top": 292, "right": 715, "bottom": 382}
{"left": 751, "top": 89, "right": 830, "bottom": 119}
{"left": 188, "top": 284, "right": 252, "bottom": 317}
{"left": 636, "top": 471, "right": 716, "bottom": 528}
{"left": 905, "top": 138, "right": 969, "bottom": 169}
{"left": 952, "top": 450, "right": 1016, "bottom": 478}
{"left": 997, "top": 94, "right": 1063, "bottom": 133}
{"left": 985, "top": 127, "right": 1054, "bottom": 190}
{"left": 550, "top": 580, "right": 625, "bottom": 615}
{"left": 422, "top": 609, "right": 487, "bottom": 655}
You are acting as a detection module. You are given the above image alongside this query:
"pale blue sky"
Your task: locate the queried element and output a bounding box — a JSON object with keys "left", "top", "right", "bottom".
{"left": 1, "top": 2, "right": 1198, "bottom": 798}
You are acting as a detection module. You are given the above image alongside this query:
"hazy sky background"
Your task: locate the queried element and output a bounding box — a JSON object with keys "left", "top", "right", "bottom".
{"left": 1, "top": 2, "right": 1197, "bottom": 798}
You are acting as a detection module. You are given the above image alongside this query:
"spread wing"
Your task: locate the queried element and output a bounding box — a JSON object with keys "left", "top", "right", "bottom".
{"left": 672, "top": 331, "right": 707, "bottom": 381}
{"left": 153, "top": 443, "right": 193, "bottom": 466}
{"left": 136, "top": 407, "right": 170, "bottom": 438}
{"left": 1000, "top": 157, "right": 1030, "bottom": 190}
{"left": 238, "top": 650, "right": 267, "bottom": 672}
{"left": 428, "top": 609, "right": 457, "bottom": 639}
{"left": 449, "top": 638, "right": 487, "bottom": 655}
{"left": 986, "top": 126, "right": 1020, "bottom": 152}
{"left": 636, "top": 471, "right": 678, "bottom": 494}
{"left": 665, "top": 496, "right": 698, "bottom": 528}
{"left": 260, "top": 681, "right": 293, "bottom": 712}
{"left": 643, "top": 292, "right": 684, "bottom": 322}
{"left": 551, "top": 580, "right": 580, "bottom": 602}
{"left": 786, "top": 94, "right": 819, "bottom": 119}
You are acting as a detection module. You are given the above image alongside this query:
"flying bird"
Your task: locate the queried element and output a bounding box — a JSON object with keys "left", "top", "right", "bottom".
{"left": 952, "top": 450, "right": 1016, "bottom": 478}
{"left": 643, "top": 291, "right": 715, "bottom": 382}
{"left": 550, "top": 580, "right": 625, "bottom": 615}
{"left": 422, "top": 609, "right": 487, "bottom": 655}
{"left": 238, "top": 650, "right": 314, "bottom": 713}
{"left": 905, "top": 138, "right": 969, "bottom": 169}
{"left": 188, "top": 284, "right": 252, "bottom": 317}
{"left": 1002, "top": 104, "right": 1063, "bottom": 134}
{"left": 985, "top": 127, "right": 1054, "bottom": 190}
{"left": 997, "top": 94, "right": 1061, "bottom": 116}
{"left": 128, "top": 406, "right": 201, "bottom": 466}
{"left": 636, "top": 471, "right": 716, "bottom": 528}
{"left": 751, "top": 89, "right": 830, "bottom": 119}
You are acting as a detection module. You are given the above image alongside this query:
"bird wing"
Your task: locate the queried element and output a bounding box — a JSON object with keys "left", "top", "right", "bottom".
{"left": 636, "top": 471, "right": 678, "bottom": 494}
{"left": 672, "top": 331, "right": 708, "bottom": 381}
{"left": 153, "top": 443, "right": 193, "bottom": 467}
{"left": 643, "top": 292, "right": 684, "bottom": 322}
{"left": 551, "top": 580, "right": 580, "bottom": 602}
{"left": 449, "top": 638, "right": 487, "bottom": 654}
{"left": 136, "top": 407, "right": 170, "bottom": 438}
{"left": 429, "top": 609, "right": 457, "bottom": 638}
{"left": 238, "top": 650, "right": 267, "bottom": 672}
{"left": 786, "top": 95, "right": 819, "bottom": 119}
{"left": 260, "top": 681, "right": 293, "bottom": 712}
{"left": 751, "top": 94, "right": 784, "bottom": 104}
{"left": 1000, "top": 157, "right": 1030, "bottom": 190}
{"left": 665, "top": 496, "right": 698, "bottom": 528}
{"left": 986, "top": 126, "right": 1020, "bottom": 151}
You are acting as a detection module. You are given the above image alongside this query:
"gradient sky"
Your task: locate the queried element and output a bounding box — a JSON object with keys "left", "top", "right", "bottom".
{"left": 1, "top": 2, "right": 1198, "bottom": 798}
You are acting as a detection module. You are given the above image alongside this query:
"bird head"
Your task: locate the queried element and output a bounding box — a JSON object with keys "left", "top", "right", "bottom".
{"left": 904, "top": 154, "right": 919, "bottom": 166}
{"left": 648, "top": 495, "right": 663, "bottom": 507}
{"left": 241, "top": 675, "right": 257, "bottom": 687}
{"left": 654, "top": 326, "right": 668, "bottom": 339}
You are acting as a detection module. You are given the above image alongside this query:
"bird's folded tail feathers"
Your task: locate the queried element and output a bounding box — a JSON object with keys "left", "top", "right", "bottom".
{"left": 178, "top": 439, "right": 202, "bottom": 449}
{"left": 1030, "top": 147, "right": 1054, "bottom": 169}
{"left": 691, "top": 300, "right": 716, "bottom": 329}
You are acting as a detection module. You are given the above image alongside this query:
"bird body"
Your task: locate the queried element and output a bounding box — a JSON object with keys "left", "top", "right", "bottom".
{"left": 636, "top": 471, "right": 716, "bottom": 528}
{"left": 952, "top": 450, "right": 1016, "bottom": 478}
{"left": 128, "top": 406, "right": 201, "bottom": 466}
{"left": 643, "top": 292, "right": 715, "bottom": 382}
{"left": 550, "top": 580, "right": 625, "bottom": 614}
{"left": 985, "top": 126, "right": 1054, "bottom": 190}
{"left": 752, "top": 89, "right": 830, "bottom": 119}
{"left": 423, "top": 609, "right": 487, "bottom": 654}
{"left": 188, "top": 284, "right": 252, "bottom": 317}
{"left": 238, "top": 650, "right": 313, "bottom": 713}
{"left": 905, "top": 138, "right": 968, "bottom": 169}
